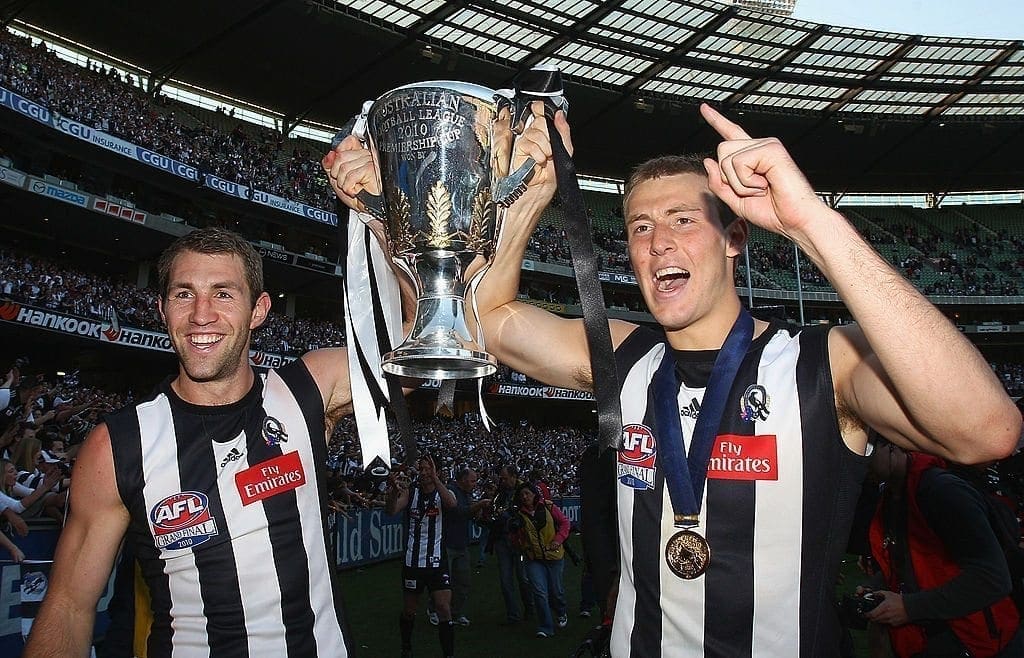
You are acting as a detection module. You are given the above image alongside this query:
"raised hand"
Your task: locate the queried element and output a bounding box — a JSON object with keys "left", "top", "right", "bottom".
{"left": 501, "top": 101, "right": 572, "bottom": 237}
{"left": 699, "top": 103, "right": 827, "bottom": 241}
{"left": 321, "top": 134, "right": 381, "bottom": 214}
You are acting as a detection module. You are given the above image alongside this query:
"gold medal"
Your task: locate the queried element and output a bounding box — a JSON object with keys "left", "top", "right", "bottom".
{"left": 665, "top": 529, "right": 711, "bottom": 579}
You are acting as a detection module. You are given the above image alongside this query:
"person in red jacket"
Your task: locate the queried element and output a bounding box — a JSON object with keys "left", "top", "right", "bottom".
{"left": 865, "top": 438, "right": 1023, "bottom": 657}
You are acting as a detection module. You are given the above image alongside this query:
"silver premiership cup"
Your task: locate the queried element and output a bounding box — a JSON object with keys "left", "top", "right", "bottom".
{"left": 357, "top": 81, "right": 528, "bottom": 380}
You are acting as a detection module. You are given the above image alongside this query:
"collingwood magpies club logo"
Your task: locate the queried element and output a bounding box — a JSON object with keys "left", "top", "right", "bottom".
{"left": 262, "top": 416, "right": 288, "bottom": 446}
{"left": 739, "top": 384, "right": 771, "bottom": 422}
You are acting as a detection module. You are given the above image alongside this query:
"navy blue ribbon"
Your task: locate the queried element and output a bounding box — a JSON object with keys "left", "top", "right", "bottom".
{"left": 654, "top": 307, "right": 753, "bottom": 526}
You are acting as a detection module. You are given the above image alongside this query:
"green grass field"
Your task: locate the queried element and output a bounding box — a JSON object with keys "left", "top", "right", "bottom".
{"left": 7, "top": 539, "right": 877, "bottom": 657}
{"left": 339, "top": 544, "right": 874, "bottom": 657}
{"left": 339, "top": 535, "right": 592, "bottom": 657}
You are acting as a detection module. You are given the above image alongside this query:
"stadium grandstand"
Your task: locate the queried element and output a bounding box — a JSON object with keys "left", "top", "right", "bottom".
{"left": 0, "top": 1, "right": 1021, "bottom": 654}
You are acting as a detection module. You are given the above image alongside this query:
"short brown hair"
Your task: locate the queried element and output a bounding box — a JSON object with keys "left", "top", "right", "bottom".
{"left": 157, "top": 227, "right": 264, "bottom": 306}
{"left": 622, "top": 155, "right": 737, "bottom": 228}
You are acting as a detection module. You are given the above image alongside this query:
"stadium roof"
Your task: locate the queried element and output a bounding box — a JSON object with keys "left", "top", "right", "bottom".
{"left": 12, "top": 0, "right": 1024, "bottom": 194}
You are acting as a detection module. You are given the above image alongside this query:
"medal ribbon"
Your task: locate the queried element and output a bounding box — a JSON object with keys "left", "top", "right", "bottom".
{"left": 654, "top": 307, "right": 753, "bottom": 528}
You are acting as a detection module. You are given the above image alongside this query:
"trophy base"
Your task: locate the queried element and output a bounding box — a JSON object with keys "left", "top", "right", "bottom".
{"left": 382, "top": 347, "right": 497, "bottom": 380}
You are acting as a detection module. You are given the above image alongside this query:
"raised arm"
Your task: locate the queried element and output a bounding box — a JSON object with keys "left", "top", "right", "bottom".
{"left": 8, "top": 469, "right": 61, "bottom": 512}
{"left": 0, "top": 528, "right": 24, "bottom": 562}
{"left": 300, "top": 347, "right": 354, "bottom": 428}
{"left": 699, "top": 103, "right": 1021, "bottom": 463}
{"left": 425, "top": 457, "right": 457, "bottom": 510}
{"left": 23, "top": 424, "right": 131, "bottom": 657}
{"left": 384, "top": 469, "right": 410, "bottom": 516}
{"left": 475, "top": 102, "right": 635, "bottom": 390}
{"left": 321, "top": 105, "right": 634, "bottom": 392}
{"left": 305, "top": 135, "right": 422, "bottom": 430}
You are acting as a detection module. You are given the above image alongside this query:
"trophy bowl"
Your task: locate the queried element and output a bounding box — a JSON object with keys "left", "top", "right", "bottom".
{"left": 359, "top": 81, "right": 521, "bottom": 380}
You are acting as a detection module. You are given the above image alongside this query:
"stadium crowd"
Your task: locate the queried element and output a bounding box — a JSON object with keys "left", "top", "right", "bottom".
{"left": 3, "top": 29, "right": 1021, "bottom": 299}
{"left": 2, "top": 238, "right": 1020, "bottom": 392}
{"left": 0, "top": 249, "right": 346, "bottom": 356}
{"left": 325, "top": 414, "right": 590, "bottom": 515}
{"left": 0, "top": 357, "right": 123, "bottom": 562}
{"left": 0, "top": 341, "right": 595, "bottom": 572}
{"left": 0, "top": 30, "right": 335, "bottom": 212}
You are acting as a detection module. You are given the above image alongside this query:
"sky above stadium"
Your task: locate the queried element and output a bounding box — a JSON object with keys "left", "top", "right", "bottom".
{"left": 791, "top": 0, "right": 1022, "bottom": 40}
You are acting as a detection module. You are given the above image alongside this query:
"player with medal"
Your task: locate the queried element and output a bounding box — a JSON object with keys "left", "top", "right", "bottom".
{"left": 464, "top": 102, "right": 1021, "bottom": 657}
{"left": 327, "top": 93, "right": 1020, "bottom": 654}
{"left": 658, "top": 306, "right": 752, "bottom": 580}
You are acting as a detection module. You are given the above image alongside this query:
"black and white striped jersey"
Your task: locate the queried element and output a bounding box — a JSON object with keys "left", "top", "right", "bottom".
{"left": 106, "top": 361, "right": 350, "bottom": 658}
{"left": 611, "top": 322, "right": 869, "bottom": 658}
{"left": 403, "top": 485, "right": 446, "bottom": 568}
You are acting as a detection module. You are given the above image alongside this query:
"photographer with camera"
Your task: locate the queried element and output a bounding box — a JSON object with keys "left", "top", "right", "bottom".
{"left": 486, "top": 464, "right": 535, "bottom": 626}
{"left": 863, "top": 437, "right": 1023, "bottom": 657}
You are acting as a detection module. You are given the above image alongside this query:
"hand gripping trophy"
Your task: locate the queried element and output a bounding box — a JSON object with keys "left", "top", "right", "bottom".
{"left": 352, "top": 80, "right": 536, "bottom": 380}
{"left": 337, "top": 74, "right": 566, "bottom": 475}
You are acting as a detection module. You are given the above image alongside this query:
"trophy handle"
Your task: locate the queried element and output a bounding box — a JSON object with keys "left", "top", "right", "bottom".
{"left": 350, "top": 99, "right": 387, "bottom": 222}
{"left": 355, "top": 189, "right": 386, "bottom": 221}
{"left": 494, "top": 157, "right": 536, "bottom": 207}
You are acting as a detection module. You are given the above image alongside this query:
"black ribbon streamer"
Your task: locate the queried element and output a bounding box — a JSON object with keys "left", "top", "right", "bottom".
{"left": 337, "top": 196, "right": 418, "bottom": 470}
{"left": 513, "top": 68, "right": 622, "bottom": 452}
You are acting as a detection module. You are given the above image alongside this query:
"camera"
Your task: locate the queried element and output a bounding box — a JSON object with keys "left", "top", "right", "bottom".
{"left": 838, "top": 591, "right": 883, "bottom": 630}
{"left": 506, "top": 513, "right": 525, "bottom": 533}
{"left": 852, "top": 592, "right": 883, "bottom": 615}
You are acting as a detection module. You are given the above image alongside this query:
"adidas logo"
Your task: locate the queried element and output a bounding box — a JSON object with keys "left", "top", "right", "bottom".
{"left": 220, "top": 447, "right": 244, "bottom": 469}
{"left": 680, "top": 398, "right": 701, "bottom": 419}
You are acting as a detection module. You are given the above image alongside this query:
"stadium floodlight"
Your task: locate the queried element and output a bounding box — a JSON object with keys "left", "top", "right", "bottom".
{"left": 729, "top": 0, "right": 797, "bottom": 17}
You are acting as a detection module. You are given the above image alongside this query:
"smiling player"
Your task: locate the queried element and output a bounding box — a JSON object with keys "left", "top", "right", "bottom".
{"left": 24, "top": 227, "right": 380, "bottom": 657}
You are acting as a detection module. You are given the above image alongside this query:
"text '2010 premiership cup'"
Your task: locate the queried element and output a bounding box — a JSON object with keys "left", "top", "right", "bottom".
{"left": 356, "top": 81, "right": 532, "bottom": 380}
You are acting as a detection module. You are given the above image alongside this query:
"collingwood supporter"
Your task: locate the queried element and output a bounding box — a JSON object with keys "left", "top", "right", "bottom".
{"left": 20, "top": 447, "right": 71, "bottom": 494}
{"left": 14, "top": 460, "right": 67, "bottom": 521}
{"left": 23, "top": 227, "right": 413, "bottom": 657}
{"left": 9, "top": 437, "right": 69, "bottom": 519}
{"left": 0, "top": 30, "right": 334, "bottom": 211}
{"left": 510, "top": 482, "right": 571, "bottom": 639}
{"left": 400, "top": 100, "right": 1019, "bottom": 656}
{"left": 1, "top": 457, "right": 59, "bottom": 522}
{"left": 386, "top": 452, "right": 458, "bottom": 658}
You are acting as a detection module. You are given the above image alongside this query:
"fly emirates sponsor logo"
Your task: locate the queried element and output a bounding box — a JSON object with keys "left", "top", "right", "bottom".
{"left": 236, "top": 451, "right": 306, "bottom": 506}
{"left": 707, "top": 434, "right": 778, "bottom": 481}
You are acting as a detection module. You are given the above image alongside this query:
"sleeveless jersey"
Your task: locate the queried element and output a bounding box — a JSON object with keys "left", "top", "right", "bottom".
{"left": 611, "top": 322, "right": 868, "bottom": 658}
{"left": 105, "top": 361, "right": 350, "bottom": 658}
{"left": 404, "top": 485, "right": 445, "bottom": 568}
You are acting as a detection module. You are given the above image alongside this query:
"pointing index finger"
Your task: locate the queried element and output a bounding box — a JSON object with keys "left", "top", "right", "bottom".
{"left": 699, "top": 103, "right": 752, "bottom": 141}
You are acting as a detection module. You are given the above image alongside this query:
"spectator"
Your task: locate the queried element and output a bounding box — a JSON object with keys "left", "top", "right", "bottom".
{"left": 0, "top": 457, "right": 59, "bottom": 520}
{"left": 486, "top": 464, "right": 534, "bottom": 625}
{"left": 863, "top": 439, "right": 1023, "bottom": 657}
{"left": 431, "top": 466, "right": 491, "bottom": 627}
{"left": 510, "top": 482, "right": 570, "bottom": 639}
